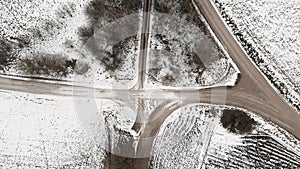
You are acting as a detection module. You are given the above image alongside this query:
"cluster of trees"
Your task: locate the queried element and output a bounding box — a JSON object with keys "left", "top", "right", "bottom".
{"left": 221, "top": 109, "right": 257, "bottom": 134}
{"left": 190, "top": 53, "right": 206, "bottom": 84}
{"left": 95, "top": 36, "right": 136, "bottom": 72}
{"left": 86, "top": 0, "right": 142, "bottom": 23}
{"left": 0, "top": 37, "right": 30, "bottom": 71}
{"left": 154, "top": 0, "right": 205, "bottom": 30}
{"left": 153, "top": 0, "right": 170, "bottom": 13}
{"left": 78, "top": 0, "right": 142, "bottom": 73}
{"left": 18, "top": 53, "right": 76, "bottom": 77}
{"left": 1, "top": 3, "right": 83, "bottom": 78}
{"left": 79, "top": 0, "right": 142, "bottom": 43}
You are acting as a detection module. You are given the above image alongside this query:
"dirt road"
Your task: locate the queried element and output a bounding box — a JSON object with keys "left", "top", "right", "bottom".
{"left": 0, "top": 0, "right": 299, "bottom": 168}
{"left": 139, "top": 0, "right": 300, "bottom": 142}
{"left": 135, "top": 0, "right": 300, "bottom": 167}
{"left": 193, "top": 0, "right": 300, "bottom": 137}
{"left": 135, "top": 0, "right": 152, "bottom": 90}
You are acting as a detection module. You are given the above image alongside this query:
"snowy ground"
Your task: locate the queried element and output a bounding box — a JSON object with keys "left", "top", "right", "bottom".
{"left": 145, "top": 0, "right": 239, "bottom": 89}
{"left": 150, "top": 104, "right": 300, "bottom": 169}
{"left": 0, "top": 0, "right": 239, "bottom": 90}
{"left": 0, "top": 90, "right": 142, "bottom": 168}
{"left": 211, "top": 0, "right": 300, "bottom": 111}
{"left": 150, "top": 105, "right": 219, "bottom": 168}
{"left": 0, "top": 91, "right": 105, "bottom": 168}
{"left": 217, "top": 0, "right": 300, "bottom": 86}
{"left": 2, "top": 0, "right": 300, "bottom": 168}
{"left": 1, "top": 91, "right": 299, "bottom": 168}
{"left": 0, "top": 0, "right": 142, "bottom": 89}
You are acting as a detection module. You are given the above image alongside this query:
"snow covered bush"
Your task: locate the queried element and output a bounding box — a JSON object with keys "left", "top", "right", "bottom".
{"left": 18, "top": 53, "right": 74, "bottom": 77}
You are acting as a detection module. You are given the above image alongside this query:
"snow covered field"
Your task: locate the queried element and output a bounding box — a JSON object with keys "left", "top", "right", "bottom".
{"left": 150, "top": 104, "right": 300, "bottom": 168}
{"left": 150, "top": 105, "right": 219, "bottom": 168}
{"left": 0, "top": 91, "right": 105, "bottom": 168}
{"left": 211, "top": 0, "right": 300, "bottom": 111}
{"left": 0, "top": 90, "right": 142, "bottom": 168}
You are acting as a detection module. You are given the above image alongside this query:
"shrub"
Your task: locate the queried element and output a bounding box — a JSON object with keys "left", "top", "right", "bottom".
{"left": 56, "top": 3, "right": 76, "bottom": 19}
{"left": 78, "top": 26, "right": 95, "bottom": 43}
{"left": 8, "top": 37, "right": 30, "bottom": 48}
{"left": 221, "top": 109, "right": 257, "bottom": 134}
{"left": 97, "top": 50, "right": 122, "bottom": 72}
{"left": 18, "top": 53, "right": 75, "bottom": 77}
{"left": 162, "top": 74, "right": 176, "bottom": 85}
{"left": 94, "top": 36, "right": 136, "bottom": 72}
{"left": 85, "top": 0, "right": 142, "bottom": 23}
{"left": 65, "top": 59, "right": 77, "bottom": 69}
{"left": 0, "top": 40, "right": 14, "bottom": 70}
{"left": 74, "top": 60, "right": 89, "bottom": 75}
{"left": 181, "top": 0, "right": 191, "bottom": 13}
{"left": 80, "top": 0, "right": 142, "bottom": 43}
{"left": 85, "top": 0, "right": 106, "bottom": 23}
{"left": 154, "top": 0, "right": 170, "bottom": 13}
{"left": 154, "top": 0, "right": 205, "bottom": 30}
{"left": 149, "top": 68, "right": 161, "bottom": 78}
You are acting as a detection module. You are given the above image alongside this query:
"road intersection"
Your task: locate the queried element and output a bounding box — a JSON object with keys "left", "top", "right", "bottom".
{"left": 0, "top": 0, "right": 299, "bottom": 168}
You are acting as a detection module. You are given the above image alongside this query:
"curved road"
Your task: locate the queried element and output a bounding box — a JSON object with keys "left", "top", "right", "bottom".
{"left": 0, "top": 0, "right": 299, "bottom": 168}
{"left": 193, "top": 0, "right": 300, "bottom": 137}
{"left": 136, "top": 0, "right": 300, "bottom": 167}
